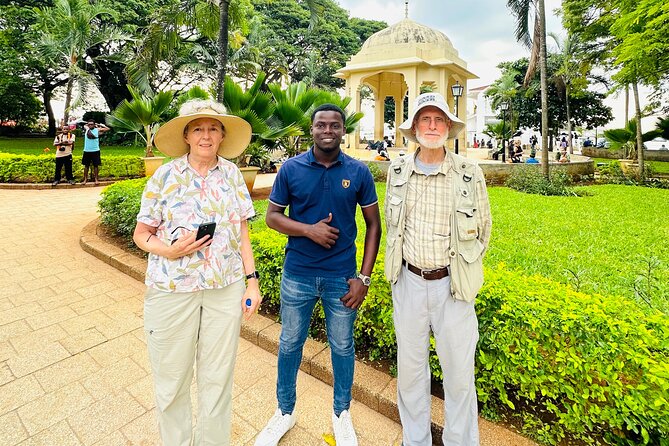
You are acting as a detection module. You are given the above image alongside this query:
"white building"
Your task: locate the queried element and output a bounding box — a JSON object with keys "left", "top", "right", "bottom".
{"left": 466, "top": 85, "right": 498, "bottom": 147}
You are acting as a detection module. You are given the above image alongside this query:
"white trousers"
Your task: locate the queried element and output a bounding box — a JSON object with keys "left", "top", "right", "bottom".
{"left": 392, "top": 265, "right": 480, "bottom": 446}
{"left": 144, "top": 281, "right": 244, "bottom": 446}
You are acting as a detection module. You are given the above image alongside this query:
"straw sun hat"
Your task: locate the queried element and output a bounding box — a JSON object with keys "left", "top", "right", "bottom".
{"left": 154, "top": 100, "right": 252, "bottom": 159}
{"left": 399, "top": 92, "right": 465, "bottom": 143}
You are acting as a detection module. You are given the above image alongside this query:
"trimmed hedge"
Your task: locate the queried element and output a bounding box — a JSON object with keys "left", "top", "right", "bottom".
{"left": 0, "top": 153, "right": 143, "bottom": 182}
{"left": 476, "top": 266, "right": 669, "bottom": 445}
{"left": 98, "top": 178, "right": 148, "bottom": 239}
{"left": 98, "top": 179, "right": 669, "bottom": 445}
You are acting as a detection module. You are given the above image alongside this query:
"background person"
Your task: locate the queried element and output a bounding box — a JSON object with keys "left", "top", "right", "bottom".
{"left": 82, "top": 119, "right": 109, "bottom": 185}
{"left": 386, "top": 92, "right": 492, "bottom": 445}
{"left": 525, "top": 151, "right": 539, "bottom": 163}
{"left": 52, "top": 124, "right": 75, "bottom": 185}
{"left": 256, "top": 104, "right": 381, "bottom": 446}
{"left": 132, "top": 99, "right": 260, "bottom": 446}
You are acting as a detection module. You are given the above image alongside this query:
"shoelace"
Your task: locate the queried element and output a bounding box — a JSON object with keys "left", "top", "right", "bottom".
{"left": 337, "top": 412, "right": 355, "bottom": 439}
{"left": 266, "top": 413, "right": 289, "bottom": 436}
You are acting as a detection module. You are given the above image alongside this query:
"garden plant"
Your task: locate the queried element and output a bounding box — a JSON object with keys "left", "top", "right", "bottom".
{"left": 98, "top": 178, "right": 669, "bottom": 445}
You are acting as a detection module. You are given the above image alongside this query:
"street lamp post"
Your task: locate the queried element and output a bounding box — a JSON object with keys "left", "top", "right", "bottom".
{"left": 451, "top": 81, "right": 464, "bottom": 154}
{"left": 500, "top": 102, "right": 509, "bottom": 163}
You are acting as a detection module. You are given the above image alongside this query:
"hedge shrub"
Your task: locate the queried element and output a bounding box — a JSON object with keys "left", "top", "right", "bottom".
{"left": 98, "top": 178, "right": 148, "bottom": 239}
{"left": 476, "top": 265, "right": 669, "bottom": 445}
{"left": 98, "top": 179, "right": 669, "bottom": 445}
{"left": 0, "top": 153, "right": 143, "bottom": 182}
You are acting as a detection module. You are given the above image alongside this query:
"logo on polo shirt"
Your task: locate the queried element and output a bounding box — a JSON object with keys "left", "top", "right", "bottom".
{"left": 342, "top": 179, "right": 350, "bottom": 188}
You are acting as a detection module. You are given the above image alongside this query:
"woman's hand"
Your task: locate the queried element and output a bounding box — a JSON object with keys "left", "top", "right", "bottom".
{"left": 242, "top": 279, "right": 262, "bottom": 320}
{"left": 165, "top": 231, "right": 212, "bottom": 259}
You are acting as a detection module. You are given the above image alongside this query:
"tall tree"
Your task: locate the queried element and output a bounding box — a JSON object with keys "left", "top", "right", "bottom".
{"left": 549, "top": 32, "right": 589, "bottom": 153}
{"left": 128, "top": 0, "right": 251, "bottom": 95}
{"left": 0, "top": 4, "right": 66, "bottom": 135}
{"left": 562, "top": 0, "right": 669, "bottom": 177}
{"left": 34, "top": 0, "right": 125, "bottom": 123}
{"left": 508, "top": 0, "right": 550, "bottom": 177}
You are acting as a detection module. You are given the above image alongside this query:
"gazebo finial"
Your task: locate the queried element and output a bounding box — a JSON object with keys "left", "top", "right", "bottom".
{"left": 405, "top": 1, "right": 409, "bottom": 19}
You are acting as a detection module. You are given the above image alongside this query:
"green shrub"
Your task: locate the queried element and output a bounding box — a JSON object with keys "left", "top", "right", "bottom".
{"left": 367, "top": 162, "right": 387, "bottom": 182}
{"left": 98, "top": 180, "right": 669, "bottom": 444}
{"left": 505, "top": 167, "right": 578, "bottom": 196}
{"left": 98, "top": 178, "right": 148, "bottom": 239}
{"left": 476, "top": 265, "right": 669, "bottom": 445}
{"left": 0, "top": 153, "right": 143, "bottom": 182}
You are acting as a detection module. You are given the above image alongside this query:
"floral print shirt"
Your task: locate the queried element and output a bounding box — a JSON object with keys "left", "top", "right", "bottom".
{"left": 137, "top": 154, "right": 255, "bottom": 292}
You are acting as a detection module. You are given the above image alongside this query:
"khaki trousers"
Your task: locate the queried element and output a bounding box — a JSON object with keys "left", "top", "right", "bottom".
{"left": 144, "top": 281, "right": 244, "bottom": 446}
{"left": 392, "top": 265, "right": 480, "bottom": 446}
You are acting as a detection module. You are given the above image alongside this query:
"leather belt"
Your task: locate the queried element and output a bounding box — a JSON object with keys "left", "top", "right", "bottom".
{"left": 402, "top": 259, "right": 449, "bottom": 280}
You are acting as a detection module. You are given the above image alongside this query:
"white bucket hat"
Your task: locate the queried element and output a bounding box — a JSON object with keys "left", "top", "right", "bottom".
{"left": 154, "top": 100, "right": 251, "bottom": 159}
{"left": 399, "top": 92, "right": 465, "bottom": 143}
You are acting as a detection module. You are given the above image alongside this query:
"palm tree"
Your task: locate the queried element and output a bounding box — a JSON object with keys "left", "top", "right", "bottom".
{"left": 34, "top": 0, "right": 125, "bottom": 123}
{"left": 507, "top": 0, "right": 549, "bottom": 177}
{"left": 549, "top": 32, "right": 586, "bottom": 154}
{"left": 105, "top": 86, "right": 174, "bottom": 157}
{"left": 604, "top": 119, "right": 659, "bottom": 160}
{"left": 266, "top": 81, "right": 363, "bottom": 157}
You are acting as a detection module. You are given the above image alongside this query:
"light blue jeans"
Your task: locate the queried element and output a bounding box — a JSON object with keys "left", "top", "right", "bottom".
{"left": 276, "top": 271, "right": 358, "bottom": 416}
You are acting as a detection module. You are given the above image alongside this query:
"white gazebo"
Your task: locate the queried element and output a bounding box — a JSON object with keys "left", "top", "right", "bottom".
{"left": 335, "top": 10, "right": 477, "bottom": 153}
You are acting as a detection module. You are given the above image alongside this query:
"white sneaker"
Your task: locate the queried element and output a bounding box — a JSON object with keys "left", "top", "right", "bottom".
{"left": 254, "top": 408, "right": 296, "bottom": 446}
{"left": 332, "top": 410, "right": 358, "bottom": 446}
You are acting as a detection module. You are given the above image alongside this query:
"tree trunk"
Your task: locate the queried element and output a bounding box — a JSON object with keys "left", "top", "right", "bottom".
{"left": 63, "top": 76, "right": 74, "bottom": 125}
{"left": 539, "top": 0, "right": 549, "bottom": 178}
{"left": 566, "top": 84, "right": 573, "bottom": 154}
{"left": 632, "top": 81, "right": 645, "bottom": 180}
{"left": 624, "top": 84, "right": 629, "bottom": 124}
{"left": 43, "top": 88, "right": 56, "bottom": 137}
{"left": 216, "top": 0, "right": 230, "bottom": 103}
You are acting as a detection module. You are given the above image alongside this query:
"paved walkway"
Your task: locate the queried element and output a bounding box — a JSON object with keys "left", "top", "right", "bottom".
{"left": 0, "top": 187, "right": 536, "bottom": 445}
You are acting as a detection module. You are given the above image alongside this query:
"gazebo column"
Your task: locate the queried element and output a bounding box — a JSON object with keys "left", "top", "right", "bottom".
{"left": 374, "top": 95, "right": 384, "bottom": 143}
{"left": 394, "top": 95, "right": 403, "bottom": 148}
{"left": 404, "top": 69, "right": 419, "bottom": 152}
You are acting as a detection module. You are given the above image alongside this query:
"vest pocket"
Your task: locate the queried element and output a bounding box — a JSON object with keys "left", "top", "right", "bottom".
{"left": 387, "top": 194, "right": 403, "bottom": 226}
{"left": 455, "top": 208, "right": 478, "bottom": 241}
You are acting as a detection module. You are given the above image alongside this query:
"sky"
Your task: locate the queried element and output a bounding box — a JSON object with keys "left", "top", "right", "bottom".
{"left": 336, "top": 0, "right": 565, "bottom": 88}
{"left": 334, "top": 0, "right": 653, "bottom": 131}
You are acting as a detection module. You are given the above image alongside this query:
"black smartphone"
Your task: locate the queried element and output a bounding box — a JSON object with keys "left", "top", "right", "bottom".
{"left": 196, "top": 222, "right": 216, "bottom": 242}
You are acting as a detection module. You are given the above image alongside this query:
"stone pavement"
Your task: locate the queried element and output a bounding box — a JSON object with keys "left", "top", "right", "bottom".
{"left": 0, "top": 186, "right": 537, "bottom": 445}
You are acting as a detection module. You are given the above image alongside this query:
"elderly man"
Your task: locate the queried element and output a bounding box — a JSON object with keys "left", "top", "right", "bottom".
{"left": 384, "top": 92, "right": 492, "bottom": 446}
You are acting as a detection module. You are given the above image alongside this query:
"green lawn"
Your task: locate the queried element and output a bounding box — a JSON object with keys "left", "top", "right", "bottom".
{"left": 251, "top": 183, "right": 669, "bottom": 309}
{"left": 593, "top": 157, "right": 669, "bottom": 174}
{"left": 0, "top": 136, "right": 164, "bottom": 157}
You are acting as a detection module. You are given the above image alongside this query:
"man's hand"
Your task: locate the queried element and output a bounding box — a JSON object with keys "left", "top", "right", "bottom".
{"left": 340, "top": 277, "right": 368, "bottom": 309}
{"left": 306, "top": 213, "right": 339, "bottom": 249}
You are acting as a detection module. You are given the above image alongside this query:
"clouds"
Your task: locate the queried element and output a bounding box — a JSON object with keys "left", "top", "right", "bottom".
{"left": 336, "top": 0, "right": 564, "bottom": 86}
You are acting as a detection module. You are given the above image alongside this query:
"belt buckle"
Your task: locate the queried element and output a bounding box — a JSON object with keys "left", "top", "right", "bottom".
{"left": 421, "top": 268, "right": 437, "bottom": 279}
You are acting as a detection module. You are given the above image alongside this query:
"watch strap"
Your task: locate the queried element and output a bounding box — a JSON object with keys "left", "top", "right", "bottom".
{"left": 245, "top": 271, "right": 260, "bottom": 280}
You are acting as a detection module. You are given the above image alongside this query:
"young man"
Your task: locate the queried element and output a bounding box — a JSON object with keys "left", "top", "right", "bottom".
{"left": 256, "top": 104, "right": 381, "bottom": 446}
{"left": 82, "top": 119, "right": 110, "bottom": 185}
{"left": 385, "top": 92, "right": 492, "bottom": 445}
{"left": 52, "top": 124, "right": 76, "bottom": 185}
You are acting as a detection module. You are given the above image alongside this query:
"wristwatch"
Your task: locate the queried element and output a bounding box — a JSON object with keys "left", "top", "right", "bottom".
{"left": 357, "top": 273, "right": 371, "bottom": 287}
{"left": 245, "top": 271, "right": 260, "bottom": 280}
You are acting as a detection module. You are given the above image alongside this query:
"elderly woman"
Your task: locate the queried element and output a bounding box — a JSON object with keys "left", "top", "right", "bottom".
{"left": 132, "top": 99, "right": 261, "bottom": 446}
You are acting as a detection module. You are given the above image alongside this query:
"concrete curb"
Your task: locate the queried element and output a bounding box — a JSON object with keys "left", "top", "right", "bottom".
{"left": 0, "top": 180, "right": 116, "bottom": 190}
{"left": 79, "top": 218, "right": 451, "bottom": 438}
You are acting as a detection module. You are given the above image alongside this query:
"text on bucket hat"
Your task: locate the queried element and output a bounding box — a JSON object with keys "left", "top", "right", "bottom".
{"left": 154, "top": 99, "right": 252, "bottom": 159}
{"left": 398, "top": 92, "right": 465, "bottom": 144}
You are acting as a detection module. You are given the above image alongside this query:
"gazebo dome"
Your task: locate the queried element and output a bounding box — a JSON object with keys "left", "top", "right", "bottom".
{"left": 360, "top": 18, "right": 455, "bottom": 52}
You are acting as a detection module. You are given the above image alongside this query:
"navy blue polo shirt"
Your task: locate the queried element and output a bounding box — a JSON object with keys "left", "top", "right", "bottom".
{"left": 269, "top": 148, "right": 378, "bottom": 277}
